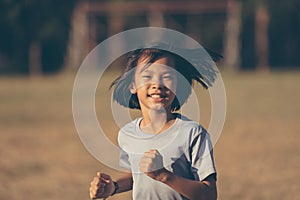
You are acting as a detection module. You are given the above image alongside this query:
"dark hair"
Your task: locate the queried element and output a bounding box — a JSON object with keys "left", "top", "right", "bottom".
{"left": 110, "top": 47, "right": 221, "bottom": 111}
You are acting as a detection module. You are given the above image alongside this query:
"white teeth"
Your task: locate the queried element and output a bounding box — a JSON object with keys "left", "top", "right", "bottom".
{"left": 151, "top": 94, "right": 162, "bottom": 98}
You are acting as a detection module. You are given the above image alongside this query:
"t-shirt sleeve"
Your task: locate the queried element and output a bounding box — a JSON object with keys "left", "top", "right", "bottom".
{"left": 190, "top": 128, "right": 216, "bottom": 181}
{"left": 118, "top": 129, "right": 131, "bottom": 170}
{"left": 119, "top": 148, "right": 131, "bottom": 170}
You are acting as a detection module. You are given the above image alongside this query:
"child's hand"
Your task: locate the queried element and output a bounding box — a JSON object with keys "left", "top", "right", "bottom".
{"left": 89, "top": 172, "right": 114, "bottom": 199}
{"left": 140, "top": 149, "right": 168, "bottom": 180}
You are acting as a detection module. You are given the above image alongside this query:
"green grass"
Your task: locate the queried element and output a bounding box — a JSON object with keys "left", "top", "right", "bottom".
{"left": 0, "top": 70, "right": 299, "bottom": 199}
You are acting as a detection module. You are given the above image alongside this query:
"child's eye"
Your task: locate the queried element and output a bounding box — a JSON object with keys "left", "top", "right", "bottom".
{"left": 142, "top": 75, "right": 151, "bottom": 79}
{"left": 163, "top": 75, "right": 174, "bottom": 80}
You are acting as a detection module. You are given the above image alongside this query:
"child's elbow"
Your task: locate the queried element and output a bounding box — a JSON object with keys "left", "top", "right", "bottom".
{"left": 191, "top": 193, "right": 217, "bottom": 200}
{"left": 209, "top": 190, "right": 218, "bottom": 200}
{"left": 206, "top": 185, "right": 217, "bottom": 200}
{"left": 192, "top": 185, "right": 217, "bottom": 200}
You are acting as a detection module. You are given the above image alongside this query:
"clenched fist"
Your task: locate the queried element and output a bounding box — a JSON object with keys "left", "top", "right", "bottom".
{"left": 89, "top": 172, "right": 114, "bottom": 199}
{"left": 140, "top": 149, "right": 169, "bottom": 180}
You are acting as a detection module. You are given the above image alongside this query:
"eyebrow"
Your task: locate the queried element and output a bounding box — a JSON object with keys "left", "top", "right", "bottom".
{"left": 138, "top": 63, "right": 151, "bottom": 73}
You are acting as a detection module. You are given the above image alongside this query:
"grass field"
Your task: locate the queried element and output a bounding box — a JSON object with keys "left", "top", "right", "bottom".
{"left": 0, "top": 70, "right": 299, "bottom": 200}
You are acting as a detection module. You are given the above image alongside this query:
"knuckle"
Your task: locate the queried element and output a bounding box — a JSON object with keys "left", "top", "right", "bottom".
{"left": 89, "top": 190, "right": 95, "bottom": 198}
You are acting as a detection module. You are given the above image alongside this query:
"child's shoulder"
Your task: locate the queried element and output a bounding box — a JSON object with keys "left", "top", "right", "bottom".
{"left": 119, "top": 117, "right": 141, "bottom": 133}
{"left": 177, "top": 114, "right": 203, "bottom": 127}
{"left": 177, "top": 114, "right": 207, "bottom": 134}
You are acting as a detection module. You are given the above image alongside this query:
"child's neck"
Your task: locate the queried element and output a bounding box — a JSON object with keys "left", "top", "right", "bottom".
{"left": 140, "top": 109, "right": 176, "bottom": 134}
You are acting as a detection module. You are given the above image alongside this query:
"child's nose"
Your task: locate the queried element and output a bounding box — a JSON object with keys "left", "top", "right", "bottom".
{"left": 150, "top": 76, "right": 164, "bottom": 88}
{"left": 151, "top": 83, "right": 163, "bottom": 90}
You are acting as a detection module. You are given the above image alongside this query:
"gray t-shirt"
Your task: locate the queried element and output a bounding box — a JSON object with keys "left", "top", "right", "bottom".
{"left": 118, "top": 115, "right": 216, "bottom": 200}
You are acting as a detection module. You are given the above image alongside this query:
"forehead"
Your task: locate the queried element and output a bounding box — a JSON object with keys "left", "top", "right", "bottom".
{"left": 136, "top": 56, "right": 175, "bottom": 73}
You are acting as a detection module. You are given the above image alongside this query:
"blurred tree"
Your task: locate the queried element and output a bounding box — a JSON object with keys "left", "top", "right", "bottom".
{"left": 254, "top": 0, "right": 270, "bottom": 72}
{"left": 64, "top": 1, "right": 89, "bottom": 72}
{"left": 223, "top": 0, "right": 242, "bottom": 72}
{"left": 0, "top": 0, "right": 77, "bottom": 75}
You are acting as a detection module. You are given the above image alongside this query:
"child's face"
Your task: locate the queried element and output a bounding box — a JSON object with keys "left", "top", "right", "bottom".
{"left": 130, "top": 56, "right": 177, "bottom": 112}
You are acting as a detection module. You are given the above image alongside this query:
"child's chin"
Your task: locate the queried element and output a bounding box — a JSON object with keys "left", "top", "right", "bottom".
{"left": 150, "top": 104, "right": 166, "bottom": 111}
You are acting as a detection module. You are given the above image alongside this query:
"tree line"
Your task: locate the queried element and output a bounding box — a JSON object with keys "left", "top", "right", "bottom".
{"left": 0, "top": 0, "right": 299, "bottom": 75}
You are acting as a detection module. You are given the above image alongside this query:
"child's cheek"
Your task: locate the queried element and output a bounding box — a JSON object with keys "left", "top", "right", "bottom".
{"left": 167, "top": 80, "right": 177, "bottom": 94}
{"left": 134, "top": 80, "right": 148, "bottom": 90}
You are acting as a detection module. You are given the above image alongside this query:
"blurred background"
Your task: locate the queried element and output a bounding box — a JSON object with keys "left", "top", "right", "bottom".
{"left": 0, "top": 0, "right": 299, "bottom": 199}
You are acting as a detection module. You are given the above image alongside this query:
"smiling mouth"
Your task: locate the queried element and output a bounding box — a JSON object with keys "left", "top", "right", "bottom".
{"left": 150, "top": 94, "right": 164, "bottom": 98}
{"left": 148, "top": 94, "right": 168, "bottom": 101}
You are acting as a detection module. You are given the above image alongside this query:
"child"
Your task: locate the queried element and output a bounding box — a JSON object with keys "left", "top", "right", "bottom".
{"left": 89, "top": 45, "right": 221, "bottom": 200}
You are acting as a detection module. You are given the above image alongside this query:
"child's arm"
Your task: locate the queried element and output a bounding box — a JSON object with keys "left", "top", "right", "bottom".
{"left": 140, "top": 149, "right": 217, "bottom": 200}
{"left": 89, "top": 171, "right": 133, "bottom": 199}
{"left": 153, "top": 169, "right": 216, "bottom": 200}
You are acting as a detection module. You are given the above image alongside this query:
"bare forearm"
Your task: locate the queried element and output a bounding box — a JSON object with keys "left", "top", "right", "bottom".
{"left": 155, "top": 170, "right": 217, "bottom": 200}
{"left": 115, "top": 172, "right": 133, "bottom": 194}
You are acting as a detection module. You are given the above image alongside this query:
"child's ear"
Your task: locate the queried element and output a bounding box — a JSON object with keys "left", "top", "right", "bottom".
{"left": 130, "top": 82, "right": 137, "bottom": 94}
